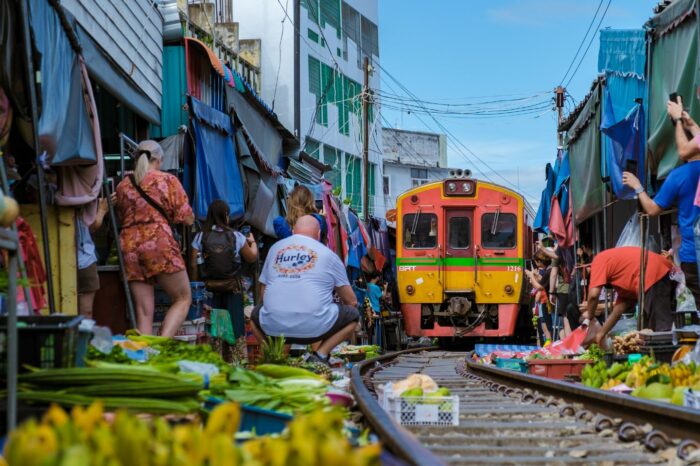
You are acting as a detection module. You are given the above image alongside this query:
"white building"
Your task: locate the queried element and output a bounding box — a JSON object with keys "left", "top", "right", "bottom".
{"left": 233, "top": 0, "right": 382, "bottom": 217}
{"left": 380, "top": 127, "right": 454, "bottom": 214}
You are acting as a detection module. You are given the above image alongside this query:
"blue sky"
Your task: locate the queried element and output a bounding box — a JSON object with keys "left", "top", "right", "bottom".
{"left": 378, "top": 0, "right": 657, "bottom": 206}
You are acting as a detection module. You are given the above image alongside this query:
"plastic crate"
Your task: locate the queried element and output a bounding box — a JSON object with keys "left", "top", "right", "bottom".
{"left": 495, "top": 357, "right": 526, "bottom": 372}
{"left": 74, "top": 329, "right": 92, "bottom": 367}
{"left": 152, "top": 318, "right": 207, "bottom": 337}
{"left": 240, "top": 404, "right": 293, "bottom": 435}
{"left": 382, "top": 393, "right": 459, "bottom": 426}
{"left": 685, "top": 389, "right": 700, "bottom": 410}
{"left": 0, "top": 316, "right": 83, "bottom": 374}
{"left": 640, "top": 345, "right": 678, "bottom": 364}
{"left": 153, "top": 282, "right": 210, "bottom": 322}
{"left": 527, "top": 359, "right": 592, "bottom": 380}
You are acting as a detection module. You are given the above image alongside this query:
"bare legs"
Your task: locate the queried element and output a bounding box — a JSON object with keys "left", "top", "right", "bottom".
{"left": 77, "top": 292, "right": 96, "bottom": 320}
{"left": 129, "top": 270, "right": 191, "bottom": 337}
{"left": 316, "top": 322, "right": 357, "bottom": 357}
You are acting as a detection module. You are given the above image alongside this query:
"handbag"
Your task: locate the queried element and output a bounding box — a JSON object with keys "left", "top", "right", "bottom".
{"left": 128, "top": 175, "right": 182, "bottom": 243}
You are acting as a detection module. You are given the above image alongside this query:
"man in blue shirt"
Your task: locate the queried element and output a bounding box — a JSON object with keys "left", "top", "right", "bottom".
{"left": 622, "top": 97, "right": 700, "bottom": 308}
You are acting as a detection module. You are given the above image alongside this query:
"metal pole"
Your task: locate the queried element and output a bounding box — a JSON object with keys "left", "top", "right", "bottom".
{"left": 6, "top": 240, "right": 18, "bottom": 430}
{"left": 362, "top": 56, "right": 370, "bottom": 223}
{"left": 19, "top": 0, "right": 56, "bottom": 314}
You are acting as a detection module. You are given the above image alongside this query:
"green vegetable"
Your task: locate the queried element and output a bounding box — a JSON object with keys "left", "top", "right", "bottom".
{"left": 65, "top": 380, "right": 202, "bottom": 398}
{"left": 18, "top": 367, "right": 188, "bottom": 386}
{"left": 17, "top": 391, "right": 198, "bottom": 414}
{"left": 255, "top": 364, "right": 325, "bottom": 381}
{"left": 579, "top": 344, "right": 605, "bottom": 363}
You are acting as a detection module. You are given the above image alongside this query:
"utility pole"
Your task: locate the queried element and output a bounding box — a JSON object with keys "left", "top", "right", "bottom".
{"left": 362, "top": 56, "right": 371, "bottom": 223}
{"left": 555, "top": 86, "right": 565, "bottom": 146}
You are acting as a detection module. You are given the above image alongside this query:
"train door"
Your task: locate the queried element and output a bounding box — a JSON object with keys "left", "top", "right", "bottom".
{"left": 478, "top": 209, "right": 519, "bottom": 299}
{"left": 443, "top": 209, "right": 474, "bottom": 292}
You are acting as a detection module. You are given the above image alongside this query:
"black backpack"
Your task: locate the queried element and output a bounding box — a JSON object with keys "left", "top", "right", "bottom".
{"left": 202, "top": 229, "right": 241, "bottom": 279}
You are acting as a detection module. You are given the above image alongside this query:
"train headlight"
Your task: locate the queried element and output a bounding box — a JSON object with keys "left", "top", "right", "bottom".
{"left": 462, "top": 182, "right": 473, "bottom": 194}
{"left": 447, "top": 182, "right": 456, "bottom": 193}
{"left": 406, "top": 285, "right": 415, "bottom": 295}
{"left": 504, "top": 285, "right": 514, "bottom": 295}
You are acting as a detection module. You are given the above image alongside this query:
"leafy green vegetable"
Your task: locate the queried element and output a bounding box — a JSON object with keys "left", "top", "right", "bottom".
{"left": 579, "top": 344, "right": 605, "bottom": 363}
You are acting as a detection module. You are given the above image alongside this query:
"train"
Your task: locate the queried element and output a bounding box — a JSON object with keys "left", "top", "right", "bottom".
{"left": 395, "top": 170, "right": 535, "bottom": 342}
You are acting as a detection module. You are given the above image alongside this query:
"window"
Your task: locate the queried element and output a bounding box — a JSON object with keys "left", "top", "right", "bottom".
{"left": 323, "top": 145, "right": 341, "bottom": 188}
{"left": 403, "top": 213, "right": 437, "bottom": 249}
{"left": 305, "top": 138, "right": 320, "bottom": 159}
{"left": 411, "top": 179, "right": 428, "bottom": 188}
{"left": 383, "top": 175, "right": 390, "bottom": 196}
{"left": 410, "top": 168, "right": 428, "bottom": 178}
{"left": 448, "top": 217, "right": 471, "bottom": 249}
{"left": 481, "top": 213, "right": 517, "bottom": 249}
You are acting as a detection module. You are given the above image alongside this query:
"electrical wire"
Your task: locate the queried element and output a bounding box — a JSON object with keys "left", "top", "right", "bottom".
{"left": 271, "top": 0, "right": 288, "bottom": 111}
{"left": 560, "top": 0, "right": 605, "bottom": 86}
{"left": 563, "top": 0, "right": 613, "bottom": 88}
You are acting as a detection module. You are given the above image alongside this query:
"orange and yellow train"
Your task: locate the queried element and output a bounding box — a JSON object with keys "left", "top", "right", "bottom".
{"left": 396, "top": 170, "right": 534, "bottom": 341}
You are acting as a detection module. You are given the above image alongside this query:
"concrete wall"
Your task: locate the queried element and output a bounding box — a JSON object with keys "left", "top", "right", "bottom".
{"left": 383, "top": 128, "right": 447, "bottom": 167}
{"left": 380, "top": 163, "right": 452, "bottom": 215}
{"left": 62, "top": 0, "right": 163, "bottom": 110}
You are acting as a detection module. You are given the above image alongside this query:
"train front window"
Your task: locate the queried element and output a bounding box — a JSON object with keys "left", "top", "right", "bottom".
{"left": 481, "top": 213, "right": 517, "bottom": 249}
{"left": 403, "top": 213, "right": 437, "bottom": 249}
{"left": 448, "top": 217, "right": 471, "bottom": 249}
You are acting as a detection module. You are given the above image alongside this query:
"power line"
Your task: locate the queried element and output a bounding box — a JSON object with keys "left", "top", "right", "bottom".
{"left": 563, "top": 0, "right": 613, "bottom": 88}
{"left": 560, "top": 0, "right": 605, "bottom": 85}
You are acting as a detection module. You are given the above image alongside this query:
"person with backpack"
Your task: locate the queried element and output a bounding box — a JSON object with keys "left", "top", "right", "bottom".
{"left": 191, "top": 200, "right": 258, "bottom": 339}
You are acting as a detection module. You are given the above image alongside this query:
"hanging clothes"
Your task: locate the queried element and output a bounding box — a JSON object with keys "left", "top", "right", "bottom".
{"left": 533, "top": 163, "right": 557, "bottom": 232}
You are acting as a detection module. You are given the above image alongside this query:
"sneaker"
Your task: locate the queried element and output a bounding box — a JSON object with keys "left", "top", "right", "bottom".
{"left": 305, "top": 352, "right": 331, "bottom": 367}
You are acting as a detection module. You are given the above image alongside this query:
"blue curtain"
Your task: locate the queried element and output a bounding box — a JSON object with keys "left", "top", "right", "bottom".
{"left": 190, "top": 97, "right": 245, "bottom": 220}
{"left": 601, "top": 89, "right": 646, "bottom": 200}
{"left": 533, "top": 163, "right": 556, "bottom": 232}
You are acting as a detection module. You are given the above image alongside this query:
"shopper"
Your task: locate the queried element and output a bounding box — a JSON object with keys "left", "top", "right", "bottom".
{"left": 366, "top": 271, "right": 386, "bottom": 314}
{"left": 77, "top": 198, "right": 109, "bottom": 319}
{"left": 273, "top": 185, "right": 327, "bottom": 241}
{"left": 114, "top": 140, "right": 194, "bottom": 337}
{"left": 191, "top": 199, "right": 258, "bottom": 338}
{"left": 525, "top": 252, "right": 553, "bottom": 344}
{"left": 582, "top": 247, "right": 674, "bottom": 346}
{"left": 251, "top": 215, "right": 359, "bottom": 366}
{"left": 622, "top": 97, "right": 700, "bottom": 308}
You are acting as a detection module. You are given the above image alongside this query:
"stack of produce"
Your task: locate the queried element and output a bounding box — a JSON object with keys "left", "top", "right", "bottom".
{"left": 581, "top": 357, "right": 700, "bottom": 406}
{"left": 14, "top": 366, "right": 214, "bottom": 414}
{"left": 218, "top": 365, "right": 332, "bottom": 415}
{"left": 613, "top": 332, "right": 642, "bottom": 355}
{"left": 1, "top": 401, "right": 381, "bottom": 466}
{"left": 333, "top": 345, "right": 381, "bottom": 361}
{"left": 389, "top": 374, "right": 451, "bottom": 398}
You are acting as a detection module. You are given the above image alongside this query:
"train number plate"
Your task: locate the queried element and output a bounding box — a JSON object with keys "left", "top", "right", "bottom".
{"left": 507, "top": 266, "right": 522, "bottom": 272}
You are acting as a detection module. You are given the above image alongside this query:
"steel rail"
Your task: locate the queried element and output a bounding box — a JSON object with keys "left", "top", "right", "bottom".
{"left": 465, "top": 356, "right": 700, "bottom": 443}
{"left": 350, "top": 347, "right": 443, "bottom": 466}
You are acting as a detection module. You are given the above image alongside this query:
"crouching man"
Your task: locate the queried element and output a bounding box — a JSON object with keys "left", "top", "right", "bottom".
{"left": 250, "top": 215, "right": 359, "bottom": 366}
{"left": 582, "top": 246, "right": 674, "bottom": 346}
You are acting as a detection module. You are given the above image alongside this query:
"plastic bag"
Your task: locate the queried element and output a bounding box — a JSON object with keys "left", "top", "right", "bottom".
{"left": 670, "top": 267, "right": 697, "bottom": 315}
{"left": 210, "top": 308, "right": 236, "bottom": 345}
{"left": 610, "top": 314, "right": 637, "bottom": 337}
{"left": 615, "top": 214, "right": 659, "bottom": 252}
{"left": 178, "top": 360, "right": 220, "bottom": 377}
{"left": 682, "top": 338, "right": 700, "bottom": 365}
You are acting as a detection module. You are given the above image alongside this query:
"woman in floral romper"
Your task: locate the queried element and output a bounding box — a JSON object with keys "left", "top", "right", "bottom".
{"left": 114, "top": 140, "right": 195, "bottom": 337}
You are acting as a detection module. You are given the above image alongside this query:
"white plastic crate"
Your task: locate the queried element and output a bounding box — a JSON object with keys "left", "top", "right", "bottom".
{"left": 685, "top": 389, "right": 700, "bottom": 410}
{"left": 152, "top": 317, "right": 207, "bottom": 337}
{"left": 378, "top": 383, "right": 459, "bottom": 426}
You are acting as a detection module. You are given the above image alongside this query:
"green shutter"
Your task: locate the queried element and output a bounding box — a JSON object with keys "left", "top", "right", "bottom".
{"left": 306, "top": 138, "right": 320, "bottom": 159}
{"left": 345, "top": 155, "right": 362, "bottom": 211}
{"left": 320, "top": 0, "right": 341, "bottom": 38}
{"left": 307, "top": 29, "right": 319, "bottom": 43}
{"left": 306, "top": 0, "right": 319, "bottom": 24}
{"left": 324, "top": 146, "right": 341, "bottom": 188}
{"left": 308, "top": 56, "right": 327, "bottom": 126}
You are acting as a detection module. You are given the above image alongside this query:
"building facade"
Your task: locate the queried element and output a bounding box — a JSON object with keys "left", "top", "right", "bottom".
{"left": 234, "top": 0, "right": 383, "bottom": 217}
{"left": 380, "top": 127, "right": 453, "bottom": 214}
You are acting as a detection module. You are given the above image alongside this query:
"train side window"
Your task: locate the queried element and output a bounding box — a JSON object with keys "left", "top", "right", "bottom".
{"left": 448, "top": 217, "right": 471, "bottom": 249}
{"left": 481, "top": 213, "right": 517, "bottom": 249}
{"left": 403, "top": 214, "right": 437, "bottom": 249}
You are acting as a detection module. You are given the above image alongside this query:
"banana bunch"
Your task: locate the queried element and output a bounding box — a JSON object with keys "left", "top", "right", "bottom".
{"left": 2, "top": 402, "right": 379, "bottom": 466}
{"left": 669, "top": 363, "right": 700, "bottom": 388}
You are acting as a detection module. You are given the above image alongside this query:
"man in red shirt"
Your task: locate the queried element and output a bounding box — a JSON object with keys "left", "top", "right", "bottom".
{"left": 583, "top": 247, "right": 674, "bottom": 345}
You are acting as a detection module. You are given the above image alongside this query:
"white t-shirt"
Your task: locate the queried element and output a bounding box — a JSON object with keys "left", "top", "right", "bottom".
{"left": 259, "top": 234, "right": 350, "bottom": 338}
{"left": 192, "top": 226, "right": 246, "bottom": 254}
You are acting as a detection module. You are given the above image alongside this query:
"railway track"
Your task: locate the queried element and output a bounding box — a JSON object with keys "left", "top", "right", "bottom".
{"left": 351, "top": 350, "right": 700, "bottom": 466}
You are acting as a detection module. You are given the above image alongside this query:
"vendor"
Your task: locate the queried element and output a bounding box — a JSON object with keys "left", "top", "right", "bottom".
{"left": 582, "top": 246, "right": 674, "bottom": 346}
{"left": 250, "top": 215, "right": 359, "bottom": 366}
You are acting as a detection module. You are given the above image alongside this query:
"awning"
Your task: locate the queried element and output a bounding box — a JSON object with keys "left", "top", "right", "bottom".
{"left": 185, "top": 37, "right": 225, "bottom": 78}
{"left": 568, "top": 83, "right": 605, "bottom": 224}
{"left": 226, "top": 85, "right": 284, "bottom": 169}
{"left": 29, "top": 0, "right": 97, "bottom": 166}
{"left": 647, "top": 3, "right": 698, "bottom": 178}
{"left": 73, "top": 23, "right": 160, "bottom": 125}
{"left": 190, "top": 97, "right": 244, "bottom": 220}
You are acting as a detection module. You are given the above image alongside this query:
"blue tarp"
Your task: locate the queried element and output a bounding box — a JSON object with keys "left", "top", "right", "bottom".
{"left": 598, "top": 29, "right": 647, "bottom": 187}
{"left": 190, "top": 97, "right": 245, "bottom": 220}
{"left": 533, "top": 163, "right": 556, "bottom": 232}
{"left": 601, "top": 89, "right": 646, "bottom": 200}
